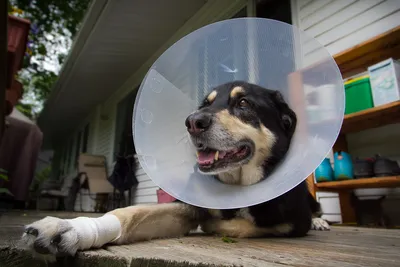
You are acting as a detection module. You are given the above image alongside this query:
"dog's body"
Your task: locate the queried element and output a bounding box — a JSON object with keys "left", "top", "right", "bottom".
{"left": 22, "top": 81, "right": 329, "bottom": 258}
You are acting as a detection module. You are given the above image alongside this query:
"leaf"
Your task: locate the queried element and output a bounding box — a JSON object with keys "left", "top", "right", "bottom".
{"left": 221, "top": 236, "right": 237, "bottom": 243}
{"left": 0, "top": 174, "right": 9, "bottom": 181}
{"left": 0, "top": 188, "right": 13, "bottom": 196}
{"left": 16, "top": 103, "right": 34, "bottom": 119}
{"left": 37, "top": 43, "right": 47, "bottom": 55}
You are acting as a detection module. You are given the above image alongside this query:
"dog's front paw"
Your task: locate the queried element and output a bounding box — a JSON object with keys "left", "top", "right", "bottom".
{"left": 311, "top": 217, "right": 330, "bottom": 231}
{"left": 21, "top": 216, "right": 79, "bottom": 257}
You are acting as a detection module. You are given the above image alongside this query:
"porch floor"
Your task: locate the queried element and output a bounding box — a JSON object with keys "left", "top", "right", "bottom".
{"left": 0, "top": 211, "right": 399, "bottom": 267}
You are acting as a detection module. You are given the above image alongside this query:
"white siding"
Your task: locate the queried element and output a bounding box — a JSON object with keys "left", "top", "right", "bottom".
{"left": 94, "top": 105, "right": 116, "bottom": 174}
{"left": 295, "top": 0, "right": 400, "bottom": 222}
{"left": 132, "top": 156, "right": 159, "bottom": 205}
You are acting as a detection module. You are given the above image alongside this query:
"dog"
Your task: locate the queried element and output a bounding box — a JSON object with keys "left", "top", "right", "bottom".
{"left": 22, "top": 81, "right": 329, "bottom": 259}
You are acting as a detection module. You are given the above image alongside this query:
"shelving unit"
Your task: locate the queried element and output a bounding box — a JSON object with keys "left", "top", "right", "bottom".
{"left": 335, "top": 25, "right": 400, "bottom": 79}
{"left": 341, "top": 101, "right": 400, "bottom": 134}
{"left": 309, "top": 26, "right": 400, "bottom": 224}
{"left": 316, "top": 176, "right": 400, "bottom": 191}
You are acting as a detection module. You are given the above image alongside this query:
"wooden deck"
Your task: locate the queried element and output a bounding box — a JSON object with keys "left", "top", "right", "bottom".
{"left": 0, "top": 211, "right": 399, "bottom": 267}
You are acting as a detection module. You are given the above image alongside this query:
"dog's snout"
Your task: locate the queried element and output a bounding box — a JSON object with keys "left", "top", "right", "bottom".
{"left": 185, "top": 112, "right": 212, "bottom": 134}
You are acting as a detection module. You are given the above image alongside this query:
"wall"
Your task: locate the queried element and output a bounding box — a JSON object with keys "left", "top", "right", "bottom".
{"left": 293, "top": 0, "right": 400, "bottom": 223}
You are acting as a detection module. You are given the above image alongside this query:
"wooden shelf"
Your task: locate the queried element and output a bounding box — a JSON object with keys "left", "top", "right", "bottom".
{"left": 316, "top": 176, "right": 400, "bottom": 191}
{"left": 340, "top": 101, "right": 400, "bottom": 134}
{"left": 334, "top": 26, "right": 400, "bottom": 79}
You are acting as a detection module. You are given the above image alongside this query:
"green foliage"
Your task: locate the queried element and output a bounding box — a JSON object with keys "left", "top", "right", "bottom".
{"left": 30, "top": 166, "right": 51, "bottom": 192}
{"left": 221, "top": 236, "right": 237, "bottom": 243}
{"left": 16, "top": 102, "right": 33, "bottom": 118}
{"left": 0, "top": 168, "right": 8, "bottom": 181}
{"left": 9, "top": 0, "right": 91, "bottom": 118}
{"left": 0, "top": 168, "right": 12, "bottom": 196}
{"left": 0, "top": 188, "right": 13, "bottom": 196}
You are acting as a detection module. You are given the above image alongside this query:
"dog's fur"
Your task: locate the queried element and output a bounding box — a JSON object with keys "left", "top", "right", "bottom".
{"left": 22, "top": 81, "right": 329, "bottom": 258}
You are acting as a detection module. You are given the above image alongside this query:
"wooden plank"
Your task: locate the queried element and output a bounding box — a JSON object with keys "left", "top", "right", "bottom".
{"left": 341, "top": 101, "right": 400, "bottom": 134}
{"left": 316, "top": 176, "right": 400, "bottom": 191}
{"left": 136, "top": 180, "right": 158, "bottom": 189}
{"left": 1, "top": 215, "right": 400, "bottom": 267}
{"left": 132, "top": 194, "right": 158, "bottom": 204}
{"left": 300, "top": 0, "right": 330, "bottom": 20}
{"left": 335, "top": 25, "right": 400, "bottom": 65}
{"left": 332, "top": 134, "right": 348, "bottom": 152}
{"left": 338, "top": 191, "right": 356, "bottom": 223}
{"left": 335, "top": 25, "right": 400, "bottom": 78}
{"left": 302, "top": 0, "right": 356, "bottom": 30}
{"left": 339, "top": 42, "right": 400, "bottom": 78}
{"left": 299, "top": 0, "right": 313, "bottom": 10}
{"left": 304, "top": 1, "right": 400, "bottom": 55}
{"left": 305, "top": 0, "right": 383, "bottom": 37}
{"left": 306, "top": 174, "right": 316, "bottom": 198}
{"left": 133, "top": 187, "right": 158, "bottom": 197}
{"left": 1, "top": 212, "right": 400, "bottom": 266}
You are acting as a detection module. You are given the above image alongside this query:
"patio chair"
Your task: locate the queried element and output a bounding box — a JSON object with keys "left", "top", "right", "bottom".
{"left": 37, "top": 171, "right": 83, "bottom": 211}
{"left": 78, "top": 154, "right": 117, "bottom": 212}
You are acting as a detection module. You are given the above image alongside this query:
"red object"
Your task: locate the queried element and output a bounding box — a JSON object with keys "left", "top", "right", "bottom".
{"left": 6, "top": 79, "right": 23, "bottom": 115}
{"left": 157, "top": 189, "right": 176, "bottom": 203}
{"left": 7, "top": 15, "right": 31, "bottom": 88}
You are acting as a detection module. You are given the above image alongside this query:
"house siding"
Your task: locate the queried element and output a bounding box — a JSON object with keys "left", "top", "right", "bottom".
{"left": 294, "top": 0, "right": 400, "bottom": 223}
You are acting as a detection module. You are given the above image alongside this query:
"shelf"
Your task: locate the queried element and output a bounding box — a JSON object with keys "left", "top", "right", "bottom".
{"left": 316, "top": 176, "right": 400, "bottom": 191}
{"left": 340, "top": 101, "right": 400, "bottom": 134}
{"left": 334, "top": 26, "right": 400, "bottom": 79}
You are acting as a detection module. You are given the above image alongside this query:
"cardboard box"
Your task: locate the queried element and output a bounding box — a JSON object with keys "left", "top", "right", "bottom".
{"left": 368, "top": 58, "right": 400, "bottom": 107}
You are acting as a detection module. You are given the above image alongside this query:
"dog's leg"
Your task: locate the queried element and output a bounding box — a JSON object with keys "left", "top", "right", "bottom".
{"left": 201, "top": 218, "right": 294, "bottom": 238}
{"left": 308, "top": 193, "right": 330, "bottom": 231}
{"left": 21, "top": 203, "right": 201, "bottom": 257}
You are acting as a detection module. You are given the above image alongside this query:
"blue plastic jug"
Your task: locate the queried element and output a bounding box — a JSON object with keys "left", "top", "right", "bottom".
{"left": 315, "top": 158, "right": 334, "bottom": 182}
{"left": 334, "top": 151, "right": 354, "bottom": 180}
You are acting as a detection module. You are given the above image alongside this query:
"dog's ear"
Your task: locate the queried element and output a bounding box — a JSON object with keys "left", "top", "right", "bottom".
{"left": 271, "top": 91, "right": 297, "bottom": 136}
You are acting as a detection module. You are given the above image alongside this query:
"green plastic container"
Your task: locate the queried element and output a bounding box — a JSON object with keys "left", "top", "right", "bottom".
{"left": 344, "top": 75, "right": 374, "bottom": 115}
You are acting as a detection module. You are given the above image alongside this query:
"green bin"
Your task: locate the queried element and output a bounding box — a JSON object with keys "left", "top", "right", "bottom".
{"left": 344, "top": 75, "right": 374, "bottom": 115}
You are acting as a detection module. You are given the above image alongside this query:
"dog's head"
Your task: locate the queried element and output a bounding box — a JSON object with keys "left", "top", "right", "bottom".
{"left": 185, "top": 81, "right": 297, "bottom": 185}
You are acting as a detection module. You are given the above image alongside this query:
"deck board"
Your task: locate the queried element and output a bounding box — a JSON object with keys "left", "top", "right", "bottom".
{"left": 0, "top": 211, "right": 399, "bottom": 267}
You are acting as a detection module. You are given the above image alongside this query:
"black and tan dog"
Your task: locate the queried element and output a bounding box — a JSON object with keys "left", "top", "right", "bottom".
{"left": 22, "top": 81, "right": 329, "bottom": 258}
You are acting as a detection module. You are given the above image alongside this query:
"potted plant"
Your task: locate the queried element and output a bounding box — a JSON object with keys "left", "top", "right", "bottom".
{"left": 7, "top": 14, "right": 31, "bottom": 88}
{"left": 0, "top": 168, "right": 12, "bottom": 196}
{"left": 27, "top": 166, "right": 51, "bottom": 209}
{"left": 0, "top": 168, "right": 13, "bottom": 211}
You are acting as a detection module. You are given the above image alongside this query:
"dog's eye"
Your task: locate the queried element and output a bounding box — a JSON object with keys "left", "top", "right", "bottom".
{"left": 200, "top": 99, "right": 209, "bottom": 108}
{"left": 238, "top": 99, "right": 249, "bottom": 108}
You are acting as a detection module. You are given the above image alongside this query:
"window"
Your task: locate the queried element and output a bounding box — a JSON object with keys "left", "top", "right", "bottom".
{"left": 256, "top": 0, "right": 292, "bottom": 24}
{"left": 114, "top": 89, "right": 138, "bottom": 159}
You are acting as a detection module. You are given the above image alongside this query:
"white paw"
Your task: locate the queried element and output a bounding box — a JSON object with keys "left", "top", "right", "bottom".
{"left": 21, "top": 216, "right": 80, "bottom": 257}
{"left": 311, "top": 217, "right": 330, "bottom": 231}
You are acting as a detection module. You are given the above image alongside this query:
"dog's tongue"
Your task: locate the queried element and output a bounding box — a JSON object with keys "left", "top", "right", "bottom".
{"left": 197, "top": 151, "right": 215, "bottom": 165}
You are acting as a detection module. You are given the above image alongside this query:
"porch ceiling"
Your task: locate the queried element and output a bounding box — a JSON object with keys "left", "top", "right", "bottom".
{"left": 37, "top": 0, "right": 207, "bottom": 147}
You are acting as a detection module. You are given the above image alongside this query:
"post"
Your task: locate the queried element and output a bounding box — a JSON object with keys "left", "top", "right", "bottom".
{"left": 0, "top": 1, "right": 6, "bottom": 142}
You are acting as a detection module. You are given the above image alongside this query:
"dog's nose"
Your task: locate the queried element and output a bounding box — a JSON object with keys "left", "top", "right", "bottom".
{"left": 185, "top": 112, "right": 212, "bottom": 134}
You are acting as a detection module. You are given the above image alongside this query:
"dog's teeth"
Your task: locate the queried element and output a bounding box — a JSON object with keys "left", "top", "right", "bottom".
{"left": 214, "top": 151, "right": 219, "bottom": 161}
{"left": 196, "top": 151, "right": 199, "bottom": 158}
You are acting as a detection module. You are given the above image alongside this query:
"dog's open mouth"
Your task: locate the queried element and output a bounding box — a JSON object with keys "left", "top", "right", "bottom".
{"left": 196, "top": 143, "right": 253, "bottom": 172}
